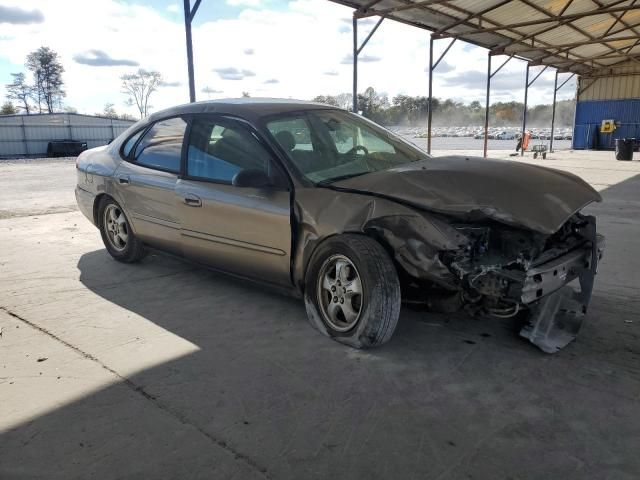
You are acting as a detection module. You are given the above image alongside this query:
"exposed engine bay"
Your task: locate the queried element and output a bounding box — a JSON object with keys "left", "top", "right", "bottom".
{"left": 436, "top": 213, "right": 605, "bottom": 352}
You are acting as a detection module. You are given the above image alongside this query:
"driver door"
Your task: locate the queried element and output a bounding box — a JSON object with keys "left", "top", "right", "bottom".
{"left": 176, "top": 115, "right": 292, "bottom": 286}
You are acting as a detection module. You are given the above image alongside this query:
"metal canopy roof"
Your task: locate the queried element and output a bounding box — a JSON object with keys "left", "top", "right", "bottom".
{"left": 329, "top": 0, "right": 640, "bottom": 75}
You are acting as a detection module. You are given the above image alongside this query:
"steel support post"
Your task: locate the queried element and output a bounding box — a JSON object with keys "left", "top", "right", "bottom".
{"left": 353, "top": 17, "right": 358, "bottom": 113}
{"left": 183, "top": 0, "right": 202, "bottom": 103}
{"left": 483, "top": 54, "right": 513, "bottom": 158}
{"left": 483, "top": 53, "right": 492, "bottom": 158}
{"left": 572, "top": 75, "right": 580, "bottom": 150}
{"left": 351, "top": 15, "right": 384, "bottom": 113}
{"left": 426, "top": 36, "right": 455, "bottom": 154}
{"left": 521, "top": 63, "right": 530, "bottom": 157}
{"left": 427, "top": 35, "right": 434, "bottom": 154}
{"left": 550, "top": 70, "right": 559, "bottom": 152}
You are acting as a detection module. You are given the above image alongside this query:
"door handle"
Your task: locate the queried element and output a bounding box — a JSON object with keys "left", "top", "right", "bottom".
{"left": 117, "top": 175, "right": 130, "bottom": 185}
{"left": 183, "top": 193, "right": 202, "bottom": 207}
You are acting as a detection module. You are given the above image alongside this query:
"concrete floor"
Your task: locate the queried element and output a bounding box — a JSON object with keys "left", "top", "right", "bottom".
{"left": 1, "top": 150, "right": 639, "bottom": 479}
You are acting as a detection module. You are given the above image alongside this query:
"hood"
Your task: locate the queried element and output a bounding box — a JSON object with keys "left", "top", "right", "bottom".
{"left": 333, "top": 156, "right": 602, "bottom": 234}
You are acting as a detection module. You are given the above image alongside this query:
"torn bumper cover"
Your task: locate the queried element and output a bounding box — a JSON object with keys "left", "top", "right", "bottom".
{"left": 520, "top": 229, "right": 605, "bottom": 353}
{"left": 439, "top": 215, "right": 605, "bottom": 353}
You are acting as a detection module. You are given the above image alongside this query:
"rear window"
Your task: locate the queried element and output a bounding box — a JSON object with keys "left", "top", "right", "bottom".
{"left": 122, "top": 129, "right": 144, "bottom": 158}
{"left": 132, "top": 117, "right": 187, "bottom": 173}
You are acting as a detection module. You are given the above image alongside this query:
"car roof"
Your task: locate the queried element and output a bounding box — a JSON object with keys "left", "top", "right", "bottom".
{"left": 147, "top": 98, "right": 338, "bottom": 123}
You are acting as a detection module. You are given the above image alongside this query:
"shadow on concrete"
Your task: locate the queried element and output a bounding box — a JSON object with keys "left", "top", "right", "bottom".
{"left": 2, "top": 174, "right": 640, "bottom": 479}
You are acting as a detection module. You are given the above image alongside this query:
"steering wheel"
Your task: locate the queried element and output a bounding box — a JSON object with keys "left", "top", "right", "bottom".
{"left": 345, "top": 145, "right": 369, "bottom": 156}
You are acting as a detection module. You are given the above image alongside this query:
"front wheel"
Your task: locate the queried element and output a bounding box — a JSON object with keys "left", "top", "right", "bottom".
{"left": 98, "top": 196, "right": 145, "bottom": 263}
{"left": 304, "top": 234, "right": 401, "bottom": 349}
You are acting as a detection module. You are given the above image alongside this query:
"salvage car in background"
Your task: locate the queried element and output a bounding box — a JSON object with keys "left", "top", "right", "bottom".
{"left": 75, "top": 99, "right": 604, "bottom": 353}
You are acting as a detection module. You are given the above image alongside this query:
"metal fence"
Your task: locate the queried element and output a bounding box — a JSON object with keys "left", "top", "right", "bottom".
{"left": 0, "top": 113, "right": 135, "bottom": 158}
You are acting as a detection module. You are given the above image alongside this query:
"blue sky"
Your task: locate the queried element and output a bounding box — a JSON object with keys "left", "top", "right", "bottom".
{"left": 0, "top": 0, "right": 576, "bottom": 116}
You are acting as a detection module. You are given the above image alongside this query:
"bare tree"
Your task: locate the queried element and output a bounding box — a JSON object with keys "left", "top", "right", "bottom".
{"left": 5, "top": 73, "right": 33, "bottom": 114}
{"left": 120, "top": 69, "right": 162, "bottom": 118}
{"left": 335, "top": 93, "right": 353, "bottom": 111}
{"left": 26, "top": 47, "right": 65, "bottom": 113}
{"left": 102, "top": 102, "right": 118, "bottom": 119}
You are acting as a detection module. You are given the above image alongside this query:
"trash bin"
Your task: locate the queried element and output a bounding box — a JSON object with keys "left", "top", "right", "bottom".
{"left": 615, "top": 138, "right": 634, "bottom": 161}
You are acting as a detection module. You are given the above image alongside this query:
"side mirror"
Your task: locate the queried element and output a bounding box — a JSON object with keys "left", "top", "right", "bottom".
{"left": 232, "top": 169, "right": 271, "bottom": 188}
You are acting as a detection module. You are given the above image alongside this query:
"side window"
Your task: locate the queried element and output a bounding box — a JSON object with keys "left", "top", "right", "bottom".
{"left": 360, "top": 128, "right": 396, "bottom": 154}
{"left": 133, "top": 117, "right": 187, "bottom": 172}
{"left": 323, "top": 118, "right": 356, "bottom": 153}
{"left": 268, "top": 118, "right": 314, "bottom": 152}
{"left": 187, "top": 118, "right": 274, "bottom": 183}
{"left": 321, "top": 114, "right": 395, "bottom": 155}
{"left": 122, "top": 129, "right": 144, "bottom": 158}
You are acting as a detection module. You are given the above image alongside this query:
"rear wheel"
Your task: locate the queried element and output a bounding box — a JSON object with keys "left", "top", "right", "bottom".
{"left": 304, "top": 234, "right": 401, "bottom": 349}
{"left": 98, "top": 196, "right": 145, "bottom": 263}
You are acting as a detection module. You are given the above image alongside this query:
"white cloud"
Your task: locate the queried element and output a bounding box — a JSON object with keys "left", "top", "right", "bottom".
{"left": 166, "top": 4, "right": 180, "bottom": 13}
{"left": 227, "top": 0, "right": 262, "bottom": 6}
{"left": 0, "top": 0, "right": 572, "bottom": 117}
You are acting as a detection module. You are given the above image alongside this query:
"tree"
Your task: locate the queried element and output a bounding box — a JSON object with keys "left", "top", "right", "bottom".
{"left": 102, "top": 102, "right": 118, "bottom": 119}
{"left": 1, "top": 101, "right": 17, "bottom": 115}
{"left": 5, "top": 73, "right": 33, "bottom": 114}
{"left": 26, "top": 47, "right": 65, "bottom": 113}
{"left": 469, "top": 100, "right": 482, "bottom": 112}
{"left": 357, "top": 87, "right": 388, "bottom": 122}
{"left": 313, "top": 95, "right": 339, "bottom": 106}
{"left": 335, "top": 93, "right": 353, "bottom": 111}
{"left": 120, "top": 69, "right": 162, "bottom": 118}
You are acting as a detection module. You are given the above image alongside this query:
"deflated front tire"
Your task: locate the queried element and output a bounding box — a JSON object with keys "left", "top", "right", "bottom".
{"left": 304, "top": 234, "right": 401, "bottom": 348}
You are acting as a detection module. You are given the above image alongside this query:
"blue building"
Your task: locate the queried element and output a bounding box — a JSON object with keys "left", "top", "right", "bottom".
{"left": 573, "top": 63, "right": 640, "bottom": 150}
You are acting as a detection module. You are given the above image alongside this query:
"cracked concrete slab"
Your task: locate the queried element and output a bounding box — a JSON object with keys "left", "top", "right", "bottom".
{"left": 0, "top": 310, "right": 267, "bottom": 480}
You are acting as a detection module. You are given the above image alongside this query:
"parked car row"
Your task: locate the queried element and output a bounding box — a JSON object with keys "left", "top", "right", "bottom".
{"left": 395, "top": 126, "right": 573, "bottom": 141}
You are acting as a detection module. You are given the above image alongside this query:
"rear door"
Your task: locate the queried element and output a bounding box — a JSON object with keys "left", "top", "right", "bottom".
{"left": 176, "top": 115, "right": 292, "bottom": 286}
{"left": 114, "top": 116, "right": 188, "bottom": 254}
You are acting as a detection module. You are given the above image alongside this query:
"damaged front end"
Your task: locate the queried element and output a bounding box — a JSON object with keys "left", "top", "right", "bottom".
{"left": 441, "top": 214, "right": 605, "bottom": 353}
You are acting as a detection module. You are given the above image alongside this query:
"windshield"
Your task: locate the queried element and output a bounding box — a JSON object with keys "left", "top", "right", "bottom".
{"left": 265, "top": 109, "right": 429, "bottom": 184}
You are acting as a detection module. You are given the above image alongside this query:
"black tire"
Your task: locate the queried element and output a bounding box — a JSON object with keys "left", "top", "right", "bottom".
{"left": 98, "top": 196, "right": 145, "bottom": 263}
{"left": 304, "top": 234, "right": 401, "bottom": 349}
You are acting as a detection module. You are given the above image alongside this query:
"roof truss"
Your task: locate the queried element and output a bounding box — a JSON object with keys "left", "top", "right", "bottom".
{"left": 332, "top": 0, "right": 640, "bottom": 74}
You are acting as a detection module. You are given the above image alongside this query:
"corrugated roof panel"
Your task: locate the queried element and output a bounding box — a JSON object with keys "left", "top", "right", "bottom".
{"left": 563, "top": 0, "right": 602, "bottom": 15}
{"left": 535, "top": 24, "right": 594, "bottom": 45}
{"left": 543, "top": 0, "right": 573, "bottom": 15}
{"left": 579, "top": 62, "right": 640, "bottom": 100}
{"left": 572, "top": 13, "right": 626, "bottom": 35}
{"left": 484, "top": 3, "right": 549, "bottom": 26}
{"left": 330, "top": 0, "right": 640, "bottom": 74}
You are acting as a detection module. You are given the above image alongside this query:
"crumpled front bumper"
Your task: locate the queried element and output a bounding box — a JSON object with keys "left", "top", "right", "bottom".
{"left": 519, "top": 218, "right": 605, "bottom": 353}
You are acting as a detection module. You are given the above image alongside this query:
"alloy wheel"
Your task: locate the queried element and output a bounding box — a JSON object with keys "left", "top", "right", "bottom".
{"left": 103, "top": 204, "right": 129, "bottom": 251}
{"left": 317, "top": 254, "right": 364, "bottom": 332}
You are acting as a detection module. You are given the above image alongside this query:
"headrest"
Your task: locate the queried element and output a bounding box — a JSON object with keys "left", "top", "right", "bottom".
{"left": 274, "top": 130, "right": 296, "bottom": 152}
